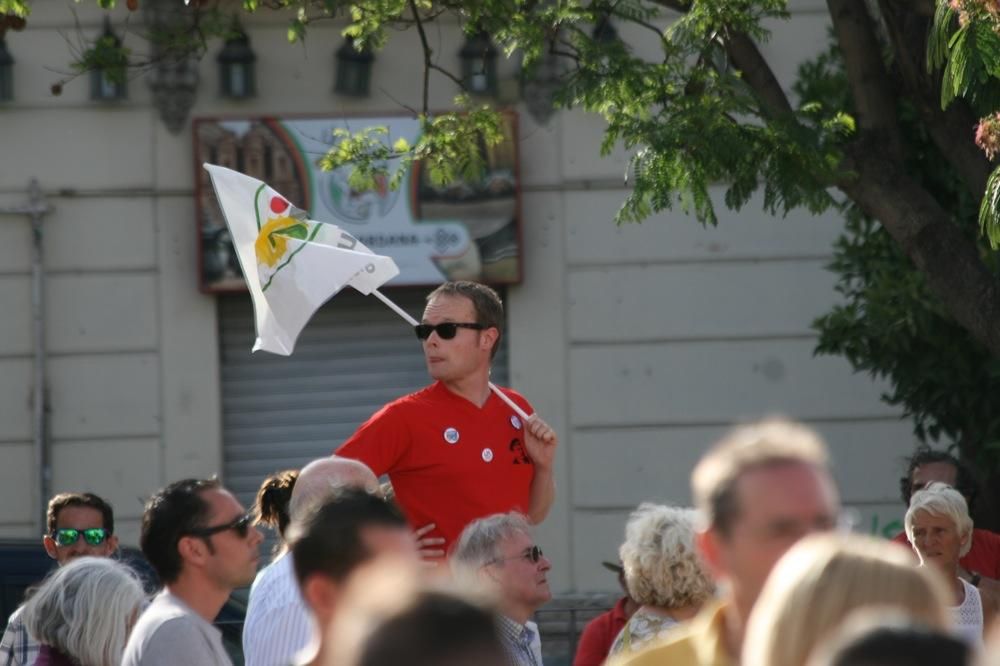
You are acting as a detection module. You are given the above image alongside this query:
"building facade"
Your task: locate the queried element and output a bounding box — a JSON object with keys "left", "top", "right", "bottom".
{"left": 0, "top": 0, "right": 913, "bottom": 594}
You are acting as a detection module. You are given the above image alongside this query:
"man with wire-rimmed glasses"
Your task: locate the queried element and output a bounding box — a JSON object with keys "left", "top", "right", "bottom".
{"left": 453, "top": 512, "right": 552, "bottom": 666}
{"left": 122, "top": 478, "right": 263, "bottom": 666}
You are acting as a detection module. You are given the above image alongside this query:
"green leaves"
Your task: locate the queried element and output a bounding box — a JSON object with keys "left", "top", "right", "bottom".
{"left": 78, "top": 31, "right": 130, "bottom": 84}
{"left": 814, "top": 44, "right": 1000, "bottom": 457}
{"left": 979, "top": 164, "right": 1000, "bottom": 249}
{"left": 935, "top": 5, "right": 1000, "bottom": 114}
{"left": 0, "top": 1, "right": 30, "bottom": 18}
{"left": 317, "top": 100, "right": 503, "bottom": 196}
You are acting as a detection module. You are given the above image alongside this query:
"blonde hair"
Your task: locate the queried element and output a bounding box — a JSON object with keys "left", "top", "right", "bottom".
{"left": 618, "top": 504, "right": 714, "bottom": 608}
{"left": 741, "top": 533, "right": 950, "bottom": 666}
{"left": 22, "top": 557, "right": 146, "bottom": 666}
{"left": 692, "top": 418, "right": 831, "bottom": 535}
{"left": 904, "top": 482, "right": 973, "bottom": 558}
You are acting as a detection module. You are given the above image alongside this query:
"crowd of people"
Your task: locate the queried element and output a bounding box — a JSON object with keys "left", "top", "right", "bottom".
{"left": 1, "top": 281, "right": 999, "bottom": 666}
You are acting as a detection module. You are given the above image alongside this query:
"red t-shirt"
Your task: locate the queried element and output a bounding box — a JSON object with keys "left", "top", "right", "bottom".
{"left": 337, "top": 381, "right": 535, "bottom": 551}
{"left": 573, "top": 597, "right": 633, "bottom": 666}
{"left": 892, "top": 527, "right": 1000, "bottom": 578}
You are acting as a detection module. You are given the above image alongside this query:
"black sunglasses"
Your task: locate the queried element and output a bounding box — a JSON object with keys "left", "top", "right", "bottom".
{"left": 414, "top": 322, "right": 485, "bottom": 340}
{"left": 187, "top": 513, "right": 253, "bottom": 539}
{"left": 50, "top": 527, "right": 111, "bottom": 547}
{"left": 488, "top": 545, "right": 545, "bottom": 566}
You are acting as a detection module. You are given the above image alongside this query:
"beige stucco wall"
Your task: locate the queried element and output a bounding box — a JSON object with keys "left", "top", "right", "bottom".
{"left": 0, "top": 0, "right": 916, "bottom": 591}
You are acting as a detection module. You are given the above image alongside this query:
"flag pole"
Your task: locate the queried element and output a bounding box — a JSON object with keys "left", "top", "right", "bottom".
{"left": 371, "top": 289, "right": 531, "bottom": 421}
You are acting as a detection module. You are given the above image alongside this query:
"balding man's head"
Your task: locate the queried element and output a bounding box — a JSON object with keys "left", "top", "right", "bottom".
{"left": 289, "top": 457, "right": 380, "bottom": 523}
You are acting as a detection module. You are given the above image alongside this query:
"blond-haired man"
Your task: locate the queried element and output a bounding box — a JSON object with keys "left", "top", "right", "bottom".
{"left": 612, "top": 419, "right": 841, "bottom": 666}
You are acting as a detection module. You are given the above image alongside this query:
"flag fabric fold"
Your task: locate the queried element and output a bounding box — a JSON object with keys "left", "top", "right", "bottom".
{"left": 204, "top": 163, "right": 399, "bottom": 355}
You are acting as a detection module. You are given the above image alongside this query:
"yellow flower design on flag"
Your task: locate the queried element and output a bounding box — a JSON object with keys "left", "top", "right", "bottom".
{"left": 256, "top": 216, "right": 309, "bottom": 267}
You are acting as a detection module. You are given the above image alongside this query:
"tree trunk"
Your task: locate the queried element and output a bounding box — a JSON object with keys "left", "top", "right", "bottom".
{"left": 839, "top": 148, "right": 1000, "bottom": 359}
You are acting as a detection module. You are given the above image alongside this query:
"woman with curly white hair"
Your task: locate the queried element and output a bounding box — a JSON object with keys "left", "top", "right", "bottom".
{"left": 21, "top": 556, "right": 146, "bottom": 666}
{"left": 905, "top": 481, "right": 997, "bottom": 645}
{"left": 607, "top": 504, "right": 714, "bottom": 657}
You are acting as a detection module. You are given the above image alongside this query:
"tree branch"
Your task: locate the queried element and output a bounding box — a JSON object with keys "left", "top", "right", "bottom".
{"left": 646, "top": 0, "right": 794, "bottom": 118}
{"left": 408, "top": 0, "right": 433, "bottom": 115}
{"left": 840, "top": 146, "right": 1000, "bottom": 358}
{"left": 876, "top": 0, "right": 991, "bottom": 195}
{"left": 722, "top": 31, "right": 795, "bottom": 119}
{"left": 827, "top": 0, "right": 903, "bottom": 157}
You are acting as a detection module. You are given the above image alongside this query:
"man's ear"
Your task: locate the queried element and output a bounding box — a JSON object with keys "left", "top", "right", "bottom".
{"left": 479, "top": 327, "right": 499, "bottom": 354}
{"left": 696, "top": 528, "right": 726, "bottom": 581}
{"left": 302, "top": 575, "right": 339, "bottom": 620}
{"left": 177, "top": 535, "right": 209, "bottom": 568}
{"left": 42, "top": 535, "right": 58, "bottom": 560}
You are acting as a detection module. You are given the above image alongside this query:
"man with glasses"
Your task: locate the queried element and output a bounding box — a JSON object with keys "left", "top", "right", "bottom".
{"left": 610, "top": 420, "right": 841, "bottom": 666}
{"left": 453, "top": 512, "right": 552, "bottom": 666}
{"left": 1, "top": 492, "right": 119, "bottom": 666}
{"left": 337, "top": 281, "right": 559, "bottom": 555}
{"left": 122, "top": 478, "right": 263, "bottom": 666}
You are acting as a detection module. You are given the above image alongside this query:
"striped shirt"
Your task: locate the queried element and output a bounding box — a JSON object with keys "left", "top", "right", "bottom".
{"left": 1, "top": 606, "right": 38, "bottom": 666}
{"left": 243, "top": 553, "right": 315, "bottom": 666}
{"left": 497, "top": 615, "right": 543, "bottom": 666}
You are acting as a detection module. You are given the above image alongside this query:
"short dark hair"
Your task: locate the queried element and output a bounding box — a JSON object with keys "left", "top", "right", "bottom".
{"left": 47, "top": 492, "right": 115, "bottom": 535}
{"left": 899, "top": 446, "right": 978, "bottom": 510}
{"left": 427, "top": 281, "right": 504, "bottom": 360}
{"left": 818, "top": 622, "right": 969, "bottom": 666}
{"left": 358, "top": 591, "right": 505, "bottom": 666}
{"left": 289, "top": 488, "right": 407, "bottom": 587}
{"left": 140, "top": 478, "right": 221, "bottom": 583}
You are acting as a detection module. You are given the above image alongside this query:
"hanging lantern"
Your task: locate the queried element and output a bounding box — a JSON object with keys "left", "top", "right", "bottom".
{"left": 592, "top": 16, "right": 619, "bottom": 45}
{"left": 334, "top": 39, "right": 374, "bottom": 97}
{"left": 459, "top": 31, "right": 497, "bottom": 96}
{"left": 90, "top": 18, "right": 128, "bottom": 101}
{"left": 217, "top": 23, "right": 256, "bottom": 99}
{"left": 0, "top": 38, "right": 13, "bottom": 102}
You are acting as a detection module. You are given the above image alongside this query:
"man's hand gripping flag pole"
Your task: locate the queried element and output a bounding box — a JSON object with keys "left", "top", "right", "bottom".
{"left": 203, "top": 164, "right": 530, "bottom": 421}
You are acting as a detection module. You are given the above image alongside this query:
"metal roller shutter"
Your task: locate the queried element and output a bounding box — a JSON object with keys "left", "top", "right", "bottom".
{"left": 219, "top": 287, "right": 510, "bottom": 512}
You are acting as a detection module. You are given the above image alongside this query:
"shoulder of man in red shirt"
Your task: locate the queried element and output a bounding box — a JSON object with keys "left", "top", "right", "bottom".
{"left": 572, "top": 598, "right": 631, "bottom": 666}
{"left": 335, "top": 385, "right": 435, "bottom": 474}
{"left": 965, "top": 528, "right": 1000, "bottom": 578}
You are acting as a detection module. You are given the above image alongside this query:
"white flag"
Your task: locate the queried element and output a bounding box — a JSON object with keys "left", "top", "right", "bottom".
{"left": 203, "top": 164, "right": 399, "bottom": 355}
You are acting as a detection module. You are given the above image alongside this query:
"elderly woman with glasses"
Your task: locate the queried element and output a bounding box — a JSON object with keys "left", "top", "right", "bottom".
{"left": 607, "top": 504, "right": 715, "bottom": 657}
{"left": 906, "top": 481, "right": 998, "bottom": 644}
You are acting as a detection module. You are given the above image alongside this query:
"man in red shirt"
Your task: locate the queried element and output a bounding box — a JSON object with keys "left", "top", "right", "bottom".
{"left": 337, "top": 281, "right": 557, "bottom": 554}
{"left": 573, "top": 562, "right": 638, "bottom": 666}
{"left": 893, "top": 447, "right": 1000, "bottom": 585}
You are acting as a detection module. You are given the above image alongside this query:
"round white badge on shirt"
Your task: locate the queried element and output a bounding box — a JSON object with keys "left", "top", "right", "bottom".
{"left": 510, "top": 415, "right": 522, "bottom": 429}
{"left": 481, "top": 448, "right": 494, "bottom": 463}
{"left": 443, "top": 427, "right": 460, "bottom": 444}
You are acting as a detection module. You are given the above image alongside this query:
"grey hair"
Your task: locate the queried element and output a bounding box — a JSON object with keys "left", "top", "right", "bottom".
{"left": 904, "top": 482, "right": 974, "bottom": 558}
{"left": 452, "top": 512, "right": 533, "bottom": 569}
{"left": 289, "top": 456, "right": 380, "bottom": 523}
{"left": 22, "top": 557, "right": 145, "bottom": 666}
